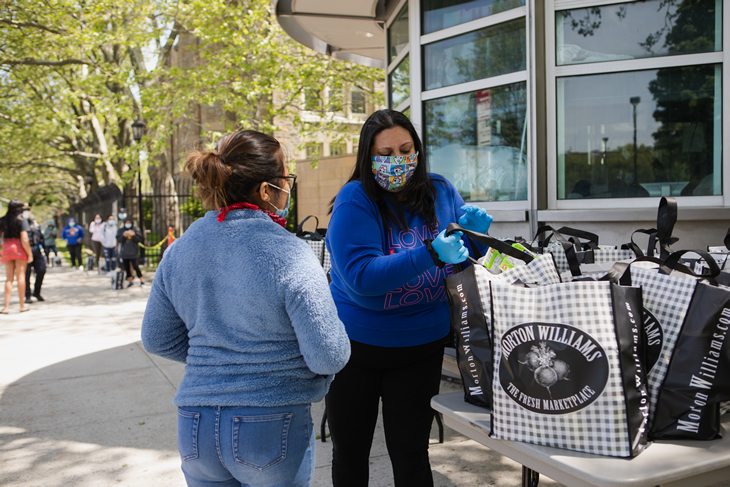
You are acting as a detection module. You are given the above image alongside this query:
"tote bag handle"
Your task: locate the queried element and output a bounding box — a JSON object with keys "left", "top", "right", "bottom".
{"left": 446, "top": 223, "right": 535, "bottom": 264}
{"left": 296, "top": 215, "right": 324, "bottom": 240}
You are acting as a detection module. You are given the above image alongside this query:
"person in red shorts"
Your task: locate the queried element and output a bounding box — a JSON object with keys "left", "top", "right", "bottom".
{"left": 0, "top": 199, "right": 34, "bottom": 313}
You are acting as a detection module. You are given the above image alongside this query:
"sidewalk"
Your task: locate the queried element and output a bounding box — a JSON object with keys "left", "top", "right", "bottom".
{"left": 0, "top": 263, "right": 714, "bottom": 486}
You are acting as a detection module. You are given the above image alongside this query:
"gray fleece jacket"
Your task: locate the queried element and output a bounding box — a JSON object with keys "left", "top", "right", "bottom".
{"left": 141, "top": 209, "right": 351, "bottom": 407}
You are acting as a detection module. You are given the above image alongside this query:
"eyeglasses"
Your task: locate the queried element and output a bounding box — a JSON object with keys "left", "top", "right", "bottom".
{"left": 280, "top": 174, "right": 297, "bottom": 188}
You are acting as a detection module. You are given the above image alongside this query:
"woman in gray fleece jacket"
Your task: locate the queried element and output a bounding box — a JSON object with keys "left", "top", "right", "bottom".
{"left": 141, "top": 130, "right": 351, "bottom": 487}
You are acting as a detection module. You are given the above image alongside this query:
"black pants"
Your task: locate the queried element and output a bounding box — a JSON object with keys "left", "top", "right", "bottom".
{"left": 25, "top": 248, "right": 46, "bottom": 297}
{"left": 325, "top": 339, "right": 445, "bottom": 487}
{"left": 123, "top": 258, "right": 142, "bottom": 279}
{"left": 67, "top": 243, "right": 82, "bottom": 267}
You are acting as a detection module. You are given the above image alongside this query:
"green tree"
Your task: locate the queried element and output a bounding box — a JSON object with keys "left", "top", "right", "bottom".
{"left": 0, "top": 0, "right": 383, "bottom": 216}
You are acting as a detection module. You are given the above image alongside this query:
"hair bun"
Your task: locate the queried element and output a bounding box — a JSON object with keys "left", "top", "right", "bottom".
{"left": 183, "top": 150, "right": 232, "bottom": 208}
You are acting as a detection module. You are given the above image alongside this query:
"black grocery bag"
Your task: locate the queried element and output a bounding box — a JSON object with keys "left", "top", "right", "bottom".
{"left": 445, "top": 262, "right": 493, "bottom": 408}
{"left": 490, "top": 280, "right": 649, "bottom": 457}
{"left": 651, "top": 280, "right": 730, "bottom": 440}
{"left": 443, "top": 224, "right": 561, "bottom": 409}
{"left": 617, "top": 251, "right": 722, "bottom": 427}
{"left": 296, "top": 215, "right": 332, "bottom": 278}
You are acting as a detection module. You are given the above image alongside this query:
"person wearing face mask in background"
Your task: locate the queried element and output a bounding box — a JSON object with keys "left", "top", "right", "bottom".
{"left": 43, "top": 220, "right": 58, "bottom": 262}
{"left": 88, "top": 214, "right": 104, "bottom": 270}
{"left": 324, "top": 110, "right": 494, "bottom": 487}
{"left": 117, "top": 217, "right": 144, "bottom": 287}
{"left": 62, "top": 217, "right": 84, "bottom": 270}
{"left": 100, "top": 215, "right": 118, "bottom": 273}
{"left": 24, "top": 216, "right": 46, "bottom": 303}
{"left": 116, "top": 209, "right": 128, "bottom": 266}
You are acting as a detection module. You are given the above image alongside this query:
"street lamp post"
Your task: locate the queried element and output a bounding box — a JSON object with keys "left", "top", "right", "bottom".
{"left": 630, "top": 97, "right": 640, "bottom": 189}
{"left": 131, "top": 119, "right": 146, "bottom": 232}
{"left": 602, "top": 136, "right": 609, "bottom": 186}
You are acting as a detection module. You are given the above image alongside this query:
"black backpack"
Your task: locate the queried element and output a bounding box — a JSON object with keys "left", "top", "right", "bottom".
{"left": 29, "top": 226, "right": 44, "bottom": 248}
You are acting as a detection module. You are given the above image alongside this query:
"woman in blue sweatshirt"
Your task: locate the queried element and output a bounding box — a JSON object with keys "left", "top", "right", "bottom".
{"left": 141, "top": 130, "right": 351, "bottom": 487}
{"left": 325, "top": 110, "right": 493, "bottom": 486}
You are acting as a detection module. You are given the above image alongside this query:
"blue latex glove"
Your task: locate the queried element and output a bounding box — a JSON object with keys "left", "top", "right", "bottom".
{"left": 431, "top": 230, "right": 469, "bottom": 264}
{"left": 458, "top": 205, "right": 493, "bottom": 234}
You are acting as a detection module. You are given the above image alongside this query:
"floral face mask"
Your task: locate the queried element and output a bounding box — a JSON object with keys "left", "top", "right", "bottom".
{"left": 371, "top": 152, "right": 418, "bottom": 192}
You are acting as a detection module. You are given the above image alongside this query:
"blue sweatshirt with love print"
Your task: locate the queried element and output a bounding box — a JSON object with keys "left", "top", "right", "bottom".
{"left": 326, "top": 175, "right": 485, "bottom": 348}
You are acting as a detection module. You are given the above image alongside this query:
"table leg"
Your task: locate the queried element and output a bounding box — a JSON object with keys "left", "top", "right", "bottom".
{"left": 522, "top": 465, "right": 540, "bottom": 487}
{"left": 320, "top": 405, "right": 328, "bottom": 443}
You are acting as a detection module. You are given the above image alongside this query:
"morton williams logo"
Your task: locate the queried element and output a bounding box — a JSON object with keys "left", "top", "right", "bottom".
{"left": 500, "top": 322, "right": 609, "bottom": 414}
{"left": 643, "top": 308, "right": 663, "bottom": 372}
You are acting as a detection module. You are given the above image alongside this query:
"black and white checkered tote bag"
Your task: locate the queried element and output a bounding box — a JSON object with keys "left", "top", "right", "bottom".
{"left": 490, "top": 280, "right": 649, "bottom": 457}
{"left": 628, "top": 263, "right": 698, "bottom": 425}
{"left": 445, "top": 224, "right": 544, "bottom": 409}
{"left": 296, "top": 215, "right": 327, "bottom": 267}
{"left": 651, "top": 278, "right": 730, "bottom": 440}
{"left": 546, "top": 242, "right": 635, "bottom": 277}
{"left": 630, "top": 250, "right": 730, "bottom": 440}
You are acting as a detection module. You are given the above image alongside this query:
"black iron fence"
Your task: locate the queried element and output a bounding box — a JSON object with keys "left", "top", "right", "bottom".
{"left": 121, "top": 178, "right": 200, "bottom": 267}
{"left": 66, "top": 178, "right": 299, "bottom": 268}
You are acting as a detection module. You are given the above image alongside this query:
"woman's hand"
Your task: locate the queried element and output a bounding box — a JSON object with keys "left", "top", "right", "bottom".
{"left": 432, "top": 230, "right": 469, "bottom": 264}
{"left": 459, "top": 205, "right": 493, "bottom": 234}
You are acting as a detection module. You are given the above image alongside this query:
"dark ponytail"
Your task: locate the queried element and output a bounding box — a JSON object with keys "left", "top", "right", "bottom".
{"left": 184, "top": 130, "right": 285, "bottom": 209}
{"left": 0, "top": 199, "right": 24, "bottom": 236}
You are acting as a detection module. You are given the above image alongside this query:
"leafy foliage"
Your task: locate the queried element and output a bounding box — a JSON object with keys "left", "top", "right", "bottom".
{"left": 0, "top": 0, "right": 383, "bottom": 214}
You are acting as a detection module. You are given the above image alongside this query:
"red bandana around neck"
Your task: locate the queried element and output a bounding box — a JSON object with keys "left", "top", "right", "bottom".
{"left": 217, "top": 202, "right": 288, "bottom": 228}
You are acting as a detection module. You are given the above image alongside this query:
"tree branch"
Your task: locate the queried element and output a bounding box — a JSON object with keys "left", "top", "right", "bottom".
{"left": 7, "top": 160, "right": 82, "bottom": 175}
{"left": 0, "top": 19, "right": 64, "bottom": 35}
{"left": 1, "top": 58, "right": 90, "bottom": 67}
{"left": 157, "top": 21, "right": 182, "bottom": 70}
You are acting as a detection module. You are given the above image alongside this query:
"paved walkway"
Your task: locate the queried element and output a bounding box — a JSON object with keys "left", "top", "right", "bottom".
{"left": 1, "top": 263, "right": 725, "bottom": 486}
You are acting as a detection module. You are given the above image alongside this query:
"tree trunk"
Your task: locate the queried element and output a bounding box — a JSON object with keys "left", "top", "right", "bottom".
{"left": 147, "top": 149, "right": 181, "bottom": 239}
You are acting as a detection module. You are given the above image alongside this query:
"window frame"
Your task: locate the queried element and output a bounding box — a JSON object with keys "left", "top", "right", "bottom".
{"left": 545, "top": 0, "right": 728, "bottom": 210}
{"left": 415, "top": 1, "right": 532, "bottom": 212}
{"left": 386, "top": 0, "right": 411, "bottom": 114}
{"left": 350, "top": 87, "right": 368, "bottom": 115}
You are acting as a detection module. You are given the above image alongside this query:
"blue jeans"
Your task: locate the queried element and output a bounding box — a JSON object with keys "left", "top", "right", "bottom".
{"left": 177, "top": 404, "right": 314, "bottom": 487}
{"left": 102, "top": 246, "right": 117, "bottom": 272}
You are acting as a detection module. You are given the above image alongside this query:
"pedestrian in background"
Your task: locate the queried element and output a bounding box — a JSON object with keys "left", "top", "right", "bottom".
{"left": 324, "top": 109, "right": 491, "bottom": 487}
{"left": 43, "top": 219, "right": 58, "bottom": 261}
{"left": 24, "top": 217, "right": 46, "bottom": 303}
{"left": 141, "top": 129, "right": 350, "bottom": 487}
{"left": 0, "top": 199, "right": 33, "bottom": 313}
{"left": 61, "top": 217, "right": 84, "bottom": 270}
{"left": 88, "top": 214, "right": 104, "bottom": 269}
{"left": 117, "top": 217, "right": 145, "bottom": 287}
{"left": 100, "top": 215, "right": 118, "bottom": 272}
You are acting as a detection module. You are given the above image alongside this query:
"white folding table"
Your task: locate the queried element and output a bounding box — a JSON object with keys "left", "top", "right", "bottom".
{"left": 431, "top": 392, "right": 730, "bottom": 487}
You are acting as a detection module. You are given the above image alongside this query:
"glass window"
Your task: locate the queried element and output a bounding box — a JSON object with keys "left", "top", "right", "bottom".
{"left": 557, "top": 64, "right": 722, "bottom": 200}
{"left": 305, "top": 143, "right": 323, "bottom": 159}
{"left": 351, "top": 89, "right": 367, "bottom": 114}
{"left": 328, "top": 87, "right": 343, "bottom": 113}
{"left": 330, "top": 144, "right": 346, "bottom": 156}
{"left": 388, "top": 5, "right": 409, "bottom": 65}
{"left": 402, "top": 106, "right": 411, "bottom": 118}
{"left": 424, "top": 18, "right": 525, "bottom": 91}
{"left": 422, "top": 0, "right": 526, "bottom": 35}
{"left": 389, "top": 55, "right": 410, "bottom": 108}
{"left": 424, "top": 82, "right": 528, "bottom": 202}
{"left": 556, "top": 0, "right": 722, "bottom": 66}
